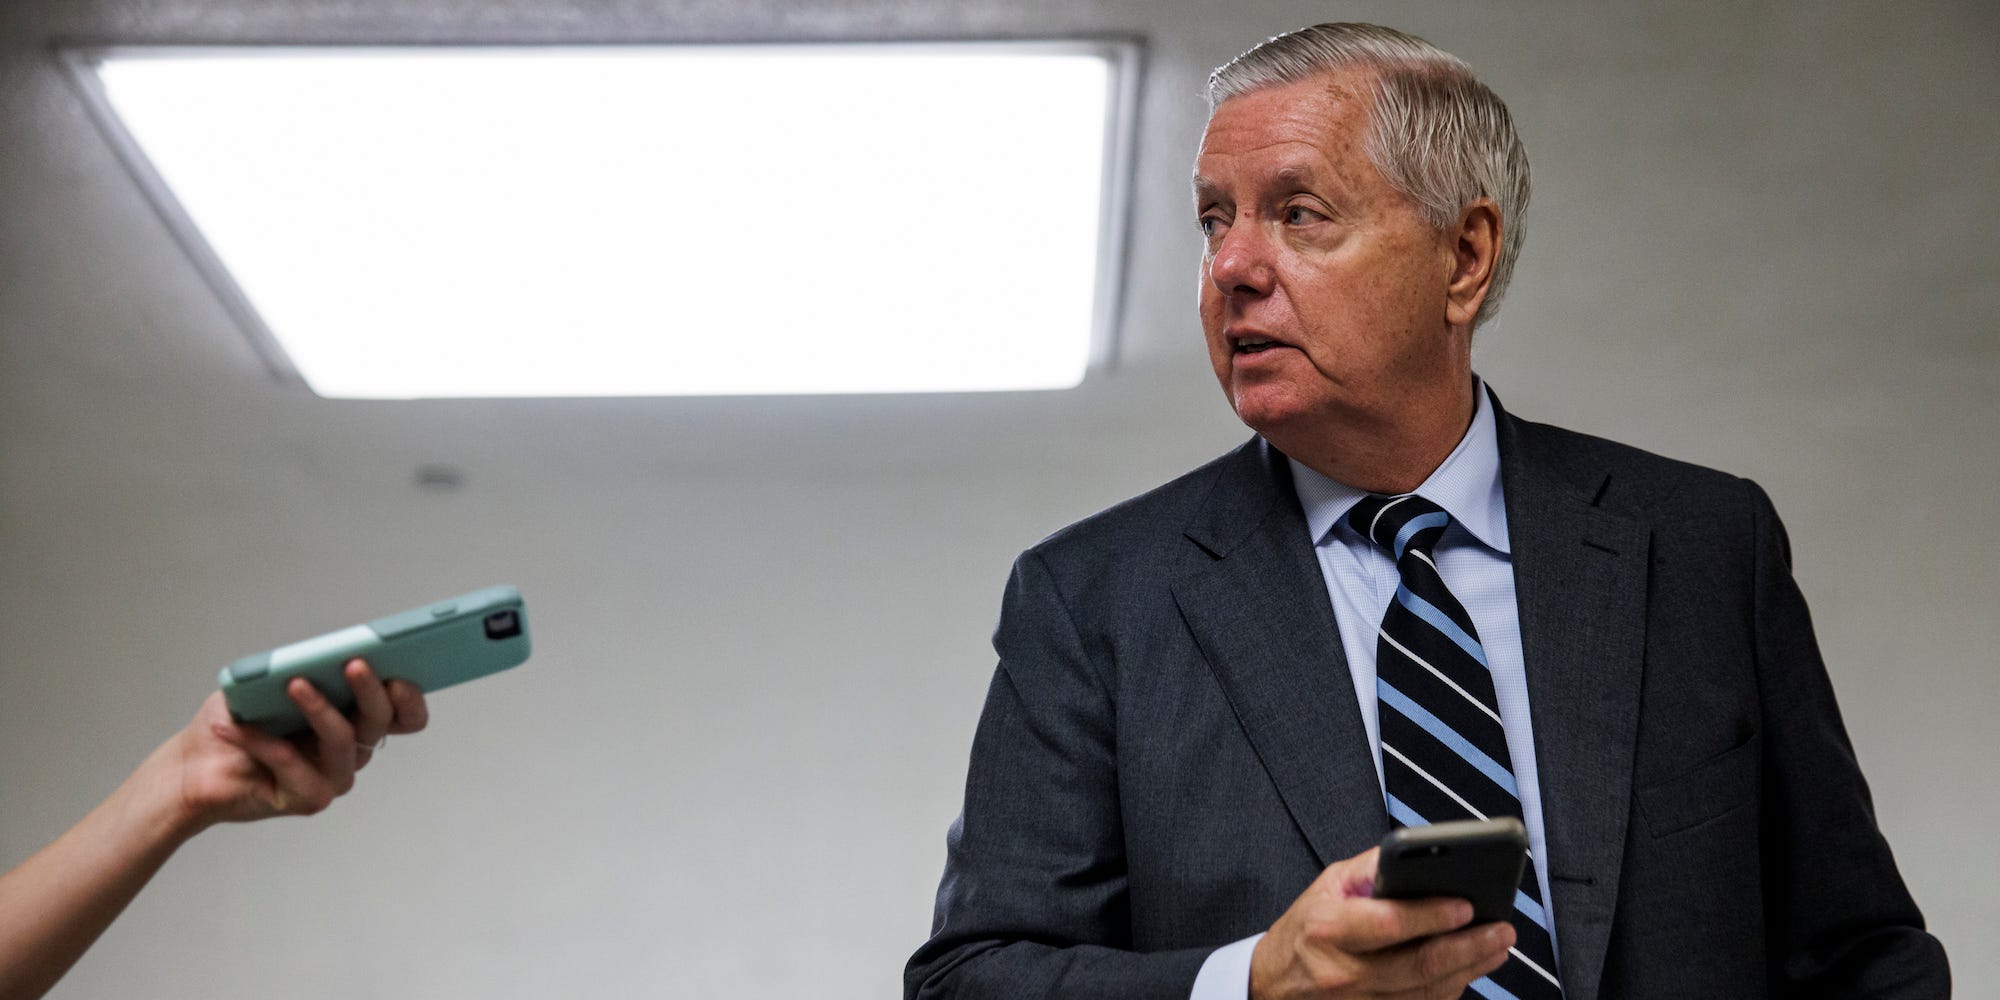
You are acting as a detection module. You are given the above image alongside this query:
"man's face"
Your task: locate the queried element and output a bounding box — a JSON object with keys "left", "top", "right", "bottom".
{"left": 1194, "top": 71, "right": 1462, "bottom": 441}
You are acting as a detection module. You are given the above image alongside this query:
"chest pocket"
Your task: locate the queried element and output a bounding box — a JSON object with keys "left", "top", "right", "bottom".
{"left": 1635, "top": 732, "right": 1760, "bottom": 837}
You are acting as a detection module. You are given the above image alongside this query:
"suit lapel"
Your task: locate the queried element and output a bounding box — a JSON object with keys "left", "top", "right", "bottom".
{"left": 1496, "top": 402, "right": 1650, "bottom": 1000}
{"left": 1171, "top": 441, "right": 1389, "bottom": 868}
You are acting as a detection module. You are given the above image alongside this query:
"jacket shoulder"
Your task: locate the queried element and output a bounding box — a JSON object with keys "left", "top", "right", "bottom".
{"left": 1508, "top": 415, "right": 1761, "bottom": 521}
{"left": 1021, "top": 440, "right": 1254, "bottom": 579}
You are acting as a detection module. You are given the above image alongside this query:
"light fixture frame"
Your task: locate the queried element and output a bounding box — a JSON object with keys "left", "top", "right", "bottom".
{"left": 57, "top": 37, "right": 1145, "bottom": 397}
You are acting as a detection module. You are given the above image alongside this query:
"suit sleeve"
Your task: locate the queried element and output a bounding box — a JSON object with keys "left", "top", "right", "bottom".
{"left": 904, "top": 550, "right": 1213, "bottom": 1000}
{"left": 1746, "top": 481, "right": 1951, "bottom": 997}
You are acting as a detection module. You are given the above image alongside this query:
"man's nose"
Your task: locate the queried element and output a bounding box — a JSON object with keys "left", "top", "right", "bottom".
{"left": 1208, "top": 220, "right": 1275, "bottom": 298}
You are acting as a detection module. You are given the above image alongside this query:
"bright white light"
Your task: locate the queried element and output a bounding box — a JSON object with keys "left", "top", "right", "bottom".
{"left": 91, "top": 46, "right": 1121, "bottom": 397}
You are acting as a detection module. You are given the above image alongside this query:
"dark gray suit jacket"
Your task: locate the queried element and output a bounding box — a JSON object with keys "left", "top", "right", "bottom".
{"left": 907, "top": 395, "right": 1948, "bottom": 999}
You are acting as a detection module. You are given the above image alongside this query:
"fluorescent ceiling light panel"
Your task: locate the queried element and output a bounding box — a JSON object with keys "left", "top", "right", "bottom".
{"left": 84, "top": 44, "right": 1131, "bottom": 397}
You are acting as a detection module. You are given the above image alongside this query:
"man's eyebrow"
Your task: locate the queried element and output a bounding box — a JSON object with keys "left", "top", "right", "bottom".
{"left": 1192, "top": 164, "right": 1331, "bottom": 204}
{"left": 1272, "top": 165, "right": 1320, "bottom": 188}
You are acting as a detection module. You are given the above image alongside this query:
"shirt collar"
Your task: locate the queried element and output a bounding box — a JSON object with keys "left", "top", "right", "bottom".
{"left": 1288, "top": 380, "right": 1511, "bottom": 555}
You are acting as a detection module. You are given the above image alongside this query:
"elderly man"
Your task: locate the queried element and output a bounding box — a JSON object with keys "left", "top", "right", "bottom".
{"left": 907, "top": 21, "right": 1949, "bottom": 1000}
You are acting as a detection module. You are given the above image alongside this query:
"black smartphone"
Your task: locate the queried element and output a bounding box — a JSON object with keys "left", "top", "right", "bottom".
{"left": 1372, "top": 817, "right": 1528, "bottom": 924}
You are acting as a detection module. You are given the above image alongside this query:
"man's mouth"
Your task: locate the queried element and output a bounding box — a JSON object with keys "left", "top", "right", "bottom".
{"left": 1234, "top": 336, "right": 1282, "bottom": 354}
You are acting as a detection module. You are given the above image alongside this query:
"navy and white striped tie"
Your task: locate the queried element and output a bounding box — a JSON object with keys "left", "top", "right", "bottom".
{"left": 1348, "top": 493, "right": 1563, "bottom": 1000}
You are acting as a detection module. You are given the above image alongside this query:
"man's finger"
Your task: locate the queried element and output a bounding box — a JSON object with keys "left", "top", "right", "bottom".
{"left": 1309, "top": 846, "right": 1382, "bottom": 902}
{"left": 1322, "top": 895, "right": 1476, "bottom": 954}
{"left": 1370, "top": 920, "right": 1515, "bottom": 993}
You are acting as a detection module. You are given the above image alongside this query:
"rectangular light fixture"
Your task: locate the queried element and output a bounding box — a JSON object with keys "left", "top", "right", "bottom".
{"left": 66, "top": 42, "right": 1140, "bottom": 398}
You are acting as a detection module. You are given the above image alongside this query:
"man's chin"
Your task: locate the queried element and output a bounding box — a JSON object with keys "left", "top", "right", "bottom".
{"left": 1228, "top": 390, "right": 1317, "bottom": 443}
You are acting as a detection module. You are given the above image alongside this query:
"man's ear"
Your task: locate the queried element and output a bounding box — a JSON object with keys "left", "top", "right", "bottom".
{"left": 1444, "top": 199, "right": 1501, "bottom": 329}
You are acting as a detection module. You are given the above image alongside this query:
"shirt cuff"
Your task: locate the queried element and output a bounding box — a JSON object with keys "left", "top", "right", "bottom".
{"left": 1189, "top": 933, "right": 1264, "bottom": 1000}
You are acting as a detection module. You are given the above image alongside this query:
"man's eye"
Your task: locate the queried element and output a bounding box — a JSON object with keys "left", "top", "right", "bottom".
{"left": 1198, "top": 216, "right": 1221, "bottom": 237}
{"left": 1284, "top": 205, "right": 1321, "bottom": 225}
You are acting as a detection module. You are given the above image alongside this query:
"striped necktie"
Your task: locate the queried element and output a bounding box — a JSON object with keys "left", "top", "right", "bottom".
{"left": 1348, "top": 493, "right": 1564, "bottom": 1000}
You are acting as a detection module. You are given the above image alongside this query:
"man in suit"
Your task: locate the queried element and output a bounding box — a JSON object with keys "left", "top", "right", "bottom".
{"left": 907, "top": 22, "right": 1948, "bottom": 1000}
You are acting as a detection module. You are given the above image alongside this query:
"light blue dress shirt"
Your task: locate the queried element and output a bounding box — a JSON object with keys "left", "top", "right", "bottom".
{"left": 1190, "top": 383, "right": 1557, "bottom": 998}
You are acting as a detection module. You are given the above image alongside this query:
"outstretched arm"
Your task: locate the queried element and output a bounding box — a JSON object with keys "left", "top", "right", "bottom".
{"left": 0, "top": 659, "right": 427, "bottom": 1000}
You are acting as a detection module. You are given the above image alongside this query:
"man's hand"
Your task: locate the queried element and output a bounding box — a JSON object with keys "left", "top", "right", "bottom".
{"left": 164, "top": 658, "right": 430, "bottom": 832}
{"left": 1249, "top": 847, "right": 1514, "bottom": 1000}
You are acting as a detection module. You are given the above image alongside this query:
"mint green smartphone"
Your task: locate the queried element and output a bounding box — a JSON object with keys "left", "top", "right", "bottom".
{"left": 218, "top": 585, "right": 530, "bottom": 736}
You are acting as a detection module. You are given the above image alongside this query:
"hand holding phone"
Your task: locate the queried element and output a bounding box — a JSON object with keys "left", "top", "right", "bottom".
{"left": 218, "top": 585, "right": 530, "bottom": 736}
{"left": 1248, "top": 841, "right": 1514, "bottom": 999}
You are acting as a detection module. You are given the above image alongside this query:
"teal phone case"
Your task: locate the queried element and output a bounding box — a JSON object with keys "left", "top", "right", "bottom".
{"left": 218, "top": 585, "right": 530, "bottom": 736}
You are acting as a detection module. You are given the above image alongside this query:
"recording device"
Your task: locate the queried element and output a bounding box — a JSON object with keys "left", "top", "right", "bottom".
{"left": 218, "top": 585, "right": 530, "bottom": 735}
{"left": 1373, "top": 817, "right": 1529, "bottom": 925}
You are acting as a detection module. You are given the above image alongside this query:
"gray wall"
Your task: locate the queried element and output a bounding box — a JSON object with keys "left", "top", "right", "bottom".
{"left": 2, "top": 1, "right": 1994, "bottom": 997}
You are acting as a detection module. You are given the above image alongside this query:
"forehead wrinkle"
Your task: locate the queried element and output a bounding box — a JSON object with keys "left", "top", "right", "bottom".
{"left": 1193, "top": 138, "right": 1335, "bottom": 189}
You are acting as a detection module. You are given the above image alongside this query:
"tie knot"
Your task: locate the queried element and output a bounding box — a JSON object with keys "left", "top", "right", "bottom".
{"left": 1346, "top": 493, "right": 1451, "bottom": 558}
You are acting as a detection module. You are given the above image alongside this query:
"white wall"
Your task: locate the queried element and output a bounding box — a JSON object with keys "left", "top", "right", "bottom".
{"left": 2, "top": 1, "right": 1994, "bottom": 996}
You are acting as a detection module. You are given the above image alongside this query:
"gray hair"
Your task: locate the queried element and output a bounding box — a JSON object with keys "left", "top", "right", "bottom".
{"left": 1207, "top": 23, "right": 1531, "bottom": 329}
